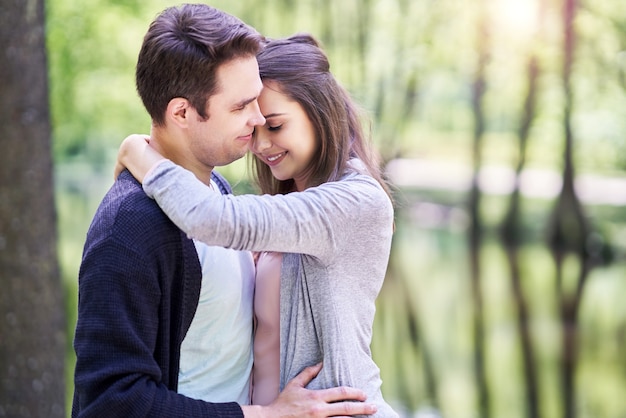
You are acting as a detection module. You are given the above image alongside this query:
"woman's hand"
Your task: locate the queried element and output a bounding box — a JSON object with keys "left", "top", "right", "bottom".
{"left": 114, "top": 134, "right": 166, "bottom": 184}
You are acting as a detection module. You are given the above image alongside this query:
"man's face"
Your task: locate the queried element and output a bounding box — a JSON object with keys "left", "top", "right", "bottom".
{"left": 186, "top": 55, "right": 265, "bottom": 169}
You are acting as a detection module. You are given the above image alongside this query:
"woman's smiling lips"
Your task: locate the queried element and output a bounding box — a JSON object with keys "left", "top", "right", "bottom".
{"left": 262, "top": 151, "right": 287, "bottom": 166}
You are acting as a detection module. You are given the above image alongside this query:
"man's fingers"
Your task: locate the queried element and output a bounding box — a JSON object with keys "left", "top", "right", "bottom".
{"left": 286, "top": 362, "right": 323, "bottom": 389}
{"left": 279, "top": 365, "right": 377, "bottom": 417}
{"left": 327, "top": 401, "right": 378, "bottom": 417}
{"left": 320, "top": 386, "right": 367, "bottom": 403}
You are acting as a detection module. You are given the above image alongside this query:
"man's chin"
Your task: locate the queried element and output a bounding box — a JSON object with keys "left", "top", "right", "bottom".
{"left": 213, "top": 152, "right": 249, "bottom": 167}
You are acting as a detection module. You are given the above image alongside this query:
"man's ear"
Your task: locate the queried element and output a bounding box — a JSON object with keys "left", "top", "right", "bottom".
{"left": 166, "top": 97, "right": 191, "bottom": 128}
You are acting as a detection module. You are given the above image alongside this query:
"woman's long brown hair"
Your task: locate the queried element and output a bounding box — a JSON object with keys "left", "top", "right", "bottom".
{"left": 250, "top": 34, "right": 392, "bottom": 200}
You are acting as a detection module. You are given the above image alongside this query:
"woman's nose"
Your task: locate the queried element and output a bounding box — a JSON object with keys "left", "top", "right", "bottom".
{"left": 250, "top": 130, "right": 272, "bottom": 153}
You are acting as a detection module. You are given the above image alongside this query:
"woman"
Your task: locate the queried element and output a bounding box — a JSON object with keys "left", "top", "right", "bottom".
{"left": 117, "top": 34, "right": 398, "bottom": 416}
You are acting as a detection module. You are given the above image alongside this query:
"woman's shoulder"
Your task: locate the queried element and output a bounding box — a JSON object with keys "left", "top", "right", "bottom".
{"left": 345, "top": 158, "right": 368, "bottom": 175}
{"left": 341, "top": 160, "right": 388, "bottom": 194}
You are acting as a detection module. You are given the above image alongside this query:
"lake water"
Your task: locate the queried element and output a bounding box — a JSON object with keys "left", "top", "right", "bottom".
{"left": 57, "top": 162, "right": 626, "bottom": 417}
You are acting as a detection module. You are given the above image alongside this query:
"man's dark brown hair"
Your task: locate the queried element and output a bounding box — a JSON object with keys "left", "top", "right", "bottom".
{"left": 136, "top": 3, "right": 264, "bottom": 126}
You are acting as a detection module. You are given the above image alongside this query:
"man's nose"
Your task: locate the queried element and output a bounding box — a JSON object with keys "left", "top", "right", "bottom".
{"left": 249, "top": 101, "right": 265, "bottom": 127}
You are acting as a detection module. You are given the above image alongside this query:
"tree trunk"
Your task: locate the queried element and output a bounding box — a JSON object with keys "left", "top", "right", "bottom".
{"left": 499, "top": 2, "right": 545, "bottom": 415}
{"left": 546, "top": 0, "right": 595, "bottom": 417}
{"left": 0, "top": 0, "right": 66, "bottom": 416}
{"left": 468, "top": 6, "right": 490, "bottom": 418}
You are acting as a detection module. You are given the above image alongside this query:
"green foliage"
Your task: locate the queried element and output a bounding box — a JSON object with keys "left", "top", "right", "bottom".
{"left": 46, "top": 0, "right": 154, "bottom": 162}
{"left": 46, "top": 0, "right": 626, "bottom": 172}
{"left": 49, "top": 1, "right": 626, "bottom": 415}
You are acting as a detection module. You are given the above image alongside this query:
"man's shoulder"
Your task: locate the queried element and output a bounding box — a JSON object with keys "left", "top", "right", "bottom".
{"left": 87, "top": 171, "right": 178, "bottom": 245}
{"left": 211, "top": 170, "right": 232, "bottom": 195}
{"left": 100, "top": 172, "right": 163, "bottom": 218}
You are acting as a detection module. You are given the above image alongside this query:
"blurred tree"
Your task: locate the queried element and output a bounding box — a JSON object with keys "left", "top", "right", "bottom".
{"left": 468, "top": 3, "right": 490, "bottom": 417}
{"left": 0, "top": 0, "right": 65, "bottom": 416}
{"left": 43, "top": 0, "right": 626, "bottom": 415}
{"left": 545, "top": 0, "right": 599, "bottom": 417}
{"left": 46, "top": 0, "right": 151, "bottom": 163}
{"left": 499, "top": 1, "right": 546, "bottom": 417}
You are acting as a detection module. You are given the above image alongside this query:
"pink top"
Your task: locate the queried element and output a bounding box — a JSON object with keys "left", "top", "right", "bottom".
{"left": 251, "top": 251, "right": 282, "bottom": 405}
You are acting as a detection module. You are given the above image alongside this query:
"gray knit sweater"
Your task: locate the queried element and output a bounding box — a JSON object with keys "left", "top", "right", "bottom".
{"left": 144, "top": 160, "right": 398, "bottom": 417}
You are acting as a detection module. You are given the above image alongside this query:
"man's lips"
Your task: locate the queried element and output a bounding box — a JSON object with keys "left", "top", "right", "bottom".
{"left": 237, "top": 132, "right": 253, "bottom": 141}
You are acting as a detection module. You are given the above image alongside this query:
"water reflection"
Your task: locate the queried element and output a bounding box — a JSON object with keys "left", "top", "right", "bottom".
{"left": 56, "top": 163, "right": 626, "bottom": 418}
{"left": 373, "top": 188, "right": 626, "bottom": 417}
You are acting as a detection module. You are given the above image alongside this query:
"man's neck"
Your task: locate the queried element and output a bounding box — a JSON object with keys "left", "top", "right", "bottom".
{"left": 150, "top": 127, "right": 214, "bottom": 185}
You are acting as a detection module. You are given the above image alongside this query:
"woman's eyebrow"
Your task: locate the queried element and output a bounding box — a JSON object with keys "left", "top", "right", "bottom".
{"left": 263, "top": 112, "right": 286, "bottom": 119}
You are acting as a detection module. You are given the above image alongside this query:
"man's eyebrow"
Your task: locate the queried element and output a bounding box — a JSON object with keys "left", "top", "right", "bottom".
{"left": 234, "top": 96, "right": 257, "bottom": 108}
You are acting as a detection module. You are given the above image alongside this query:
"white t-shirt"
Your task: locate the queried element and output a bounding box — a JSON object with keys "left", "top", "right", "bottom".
{"left": 177, "top": 180, "right": 255, "bottom": 404}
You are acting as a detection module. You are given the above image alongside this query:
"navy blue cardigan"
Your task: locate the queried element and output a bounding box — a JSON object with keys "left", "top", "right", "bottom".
{"left": 72, "top": 170, "right": 244, "bottom": 417}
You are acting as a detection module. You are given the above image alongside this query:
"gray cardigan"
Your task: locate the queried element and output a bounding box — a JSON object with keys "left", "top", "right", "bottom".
{"left": 144, "top": 160, "right": 398, "bottom": 417}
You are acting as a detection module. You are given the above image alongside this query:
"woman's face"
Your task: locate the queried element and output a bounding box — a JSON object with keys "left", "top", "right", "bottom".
{"left": 249, "top": 81, "right": 318, "bottom": 191}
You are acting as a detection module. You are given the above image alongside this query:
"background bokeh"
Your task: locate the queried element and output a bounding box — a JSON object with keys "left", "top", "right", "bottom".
{"left": 45, "top": 0, "right": 626, "bottom": 416}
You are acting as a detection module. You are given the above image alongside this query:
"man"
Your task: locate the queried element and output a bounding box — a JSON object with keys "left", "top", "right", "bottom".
{"left": 72, "top": 4, "right": 376, "bottom": 417}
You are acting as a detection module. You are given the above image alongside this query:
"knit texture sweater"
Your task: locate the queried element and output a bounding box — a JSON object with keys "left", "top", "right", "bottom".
{"left": 144, "top": 160, "right": 399, "bottom": 417}
{"left": 72, "top": 170, "right": 243, "bottom": 418}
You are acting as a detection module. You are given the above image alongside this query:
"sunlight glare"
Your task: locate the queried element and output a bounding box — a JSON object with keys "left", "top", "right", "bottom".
{"left": 495, "top": 0, "right": 539, "bottom": 36}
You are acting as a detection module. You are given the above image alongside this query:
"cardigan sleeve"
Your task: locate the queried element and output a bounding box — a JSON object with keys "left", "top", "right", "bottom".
{"left": 143, "top": 161, "right": 393, "bottom": 262}
{"left": 72, "top": 174, "right": 244, "bottom": 418}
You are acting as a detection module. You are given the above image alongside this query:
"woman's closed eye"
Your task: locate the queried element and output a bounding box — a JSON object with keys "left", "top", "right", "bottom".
{"left": 268, "top": 124, "right": 282, "bottom": 132}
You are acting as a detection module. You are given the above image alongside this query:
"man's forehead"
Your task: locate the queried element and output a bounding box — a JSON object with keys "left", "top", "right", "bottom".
{"left": 212, "top": 58, "right": 262, "bottom": 104}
